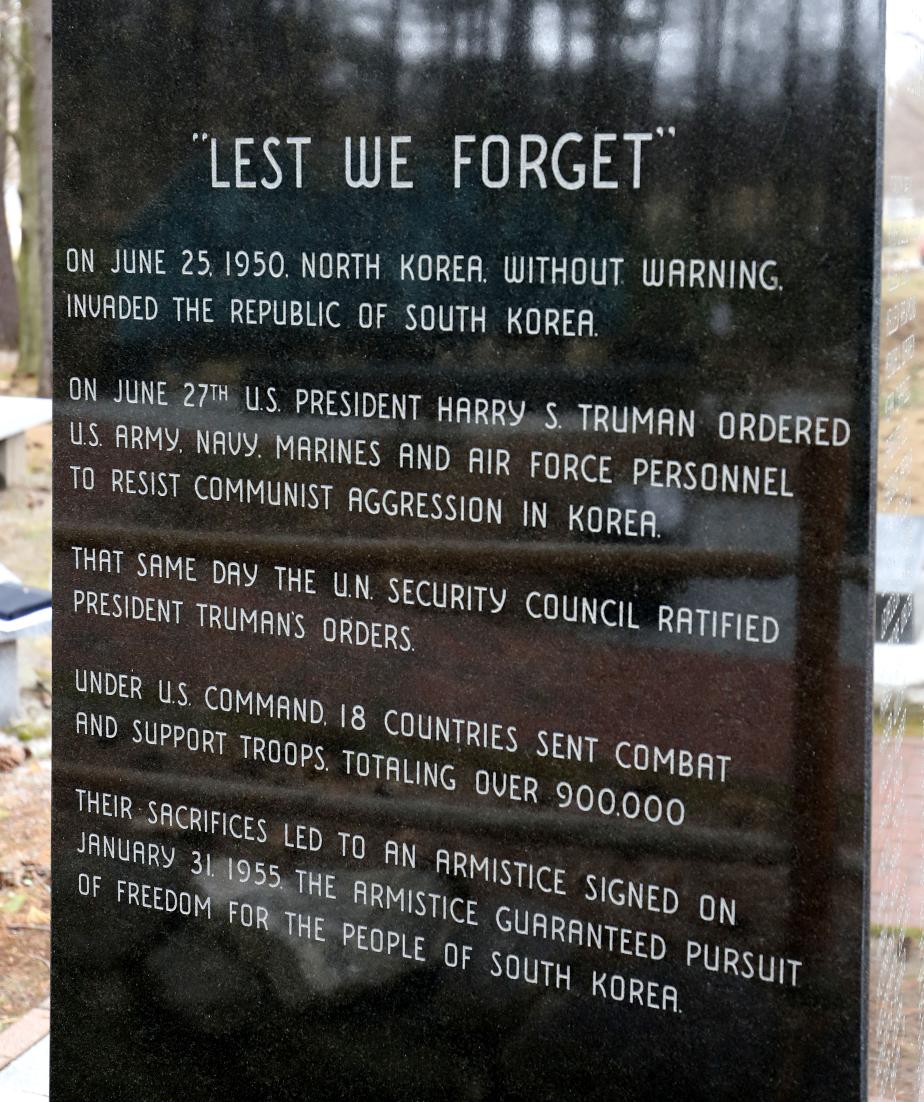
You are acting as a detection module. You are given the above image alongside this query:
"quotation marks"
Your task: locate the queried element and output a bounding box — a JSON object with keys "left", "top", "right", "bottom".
{"left": 655, "top": 127, "right": 676, "bottom": 139}
{"left": 192, "top": 132, "right": 209, "bottom": 143}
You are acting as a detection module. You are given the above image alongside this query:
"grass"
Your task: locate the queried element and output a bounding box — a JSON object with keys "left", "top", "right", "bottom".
{"left": 873, "top": 704, "right": 924, "bottom": 741}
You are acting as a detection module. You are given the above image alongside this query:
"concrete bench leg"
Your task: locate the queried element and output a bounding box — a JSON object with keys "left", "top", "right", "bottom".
{"left": 0, "top": 433, "right": 26, "bottom": 489}
{"left": 0, "top": 638, "right": 18, "bottom": 727}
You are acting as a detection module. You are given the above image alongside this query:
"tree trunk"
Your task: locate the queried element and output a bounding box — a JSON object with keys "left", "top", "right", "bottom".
{"left": 33, "top": 0, "right": 51, "bottom": 397}
{"left": 0, "top": 3, "right": 19, "bottom": 351}
{"left": 16, "top": 0, "right": 50, "bottom": 395}
{"left": 504, "top": 0, "right": 532, "bottom": 70}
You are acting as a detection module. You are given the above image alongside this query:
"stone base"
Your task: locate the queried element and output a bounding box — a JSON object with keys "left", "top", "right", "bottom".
{"left": 0, "top": 434, "right": 27, "bottom": 490}
{"left": 0, "top": 640, "right": 18, "bottom": 728}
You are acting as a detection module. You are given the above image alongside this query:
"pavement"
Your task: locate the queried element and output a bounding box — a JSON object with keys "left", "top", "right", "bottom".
{"left": 0, "top": 1034, "right": 48, "bottom": 1100}
{"left": 871, "top": 732, "right": 924, "bottom": 929}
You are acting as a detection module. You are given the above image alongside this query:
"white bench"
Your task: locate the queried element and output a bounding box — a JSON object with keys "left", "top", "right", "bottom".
{"left": 0, "top": 565, "right": 51, "bottom": 728}
{"left": 0, "top": 397, "right": 51, "bottom": 488}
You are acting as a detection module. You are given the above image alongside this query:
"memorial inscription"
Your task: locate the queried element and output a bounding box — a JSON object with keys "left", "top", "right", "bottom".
{"left": 53, "top": 1, "right": 881, "bottom": 1099}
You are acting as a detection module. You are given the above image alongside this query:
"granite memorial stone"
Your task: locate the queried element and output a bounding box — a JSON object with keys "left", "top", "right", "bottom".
{"left": 53, "top": 1, "right": 888, "bottom": 1098}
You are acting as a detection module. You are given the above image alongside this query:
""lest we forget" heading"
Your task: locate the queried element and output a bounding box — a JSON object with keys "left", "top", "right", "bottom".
{"left": 195, "top": 129, "right": 677, "bottom": 192}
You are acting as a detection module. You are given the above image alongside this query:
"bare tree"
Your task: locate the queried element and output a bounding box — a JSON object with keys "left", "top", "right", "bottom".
{"left": 381, "top": 0, "right": 403, "bottom": 127}
{"left": 558, "top": 0, "right": 575, "bottom": 76}
{"left": 0, "top": 0, "right": 19, "bottom": 351}
{"left": 16, "top": 0, "right": 51, "bottom": 395}
{"left": 592, "top": 0, "right": 627, "bottom": 81}
{"left": 33, "top": 0, "right": 49, "bottom": 396}
{"left": 504, "top": 0, "right": 533, "bottom": 69}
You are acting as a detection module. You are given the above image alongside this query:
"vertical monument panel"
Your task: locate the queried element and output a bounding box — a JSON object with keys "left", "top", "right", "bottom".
{"left": 52, "top": 2, "right": 882, "bottom": 1099}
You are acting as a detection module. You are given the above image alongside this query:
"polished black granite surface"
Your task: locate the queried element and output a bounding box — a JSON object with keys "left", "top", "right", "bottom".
{"left": 52, "top": 1, "right": 881, "bottom": 1099}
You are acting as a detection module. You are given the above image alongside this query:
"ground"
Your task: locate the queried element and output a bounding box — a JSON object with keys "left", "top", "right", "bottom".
{"left": 0, "top": 759, "right": 49, "bottom": 1030}
{"left": 879, "top": 262, "right": 924, "bottom": 514}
